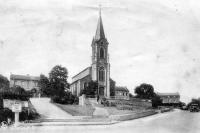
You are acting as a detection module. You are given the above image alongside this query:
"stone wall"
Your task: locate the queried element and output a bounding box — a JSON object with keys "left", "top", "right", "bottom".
{"left": 109, "top": 110, "right": 157, "bottom": 121}
{"left": 107, "top": 98, "right": 152, "bottom": 108}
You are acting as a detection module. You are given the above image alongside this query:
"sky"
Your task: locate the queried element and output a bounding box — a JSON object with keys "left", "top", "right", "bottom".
{"left": 0, "top": 0, "right": 200, "bottom": 102}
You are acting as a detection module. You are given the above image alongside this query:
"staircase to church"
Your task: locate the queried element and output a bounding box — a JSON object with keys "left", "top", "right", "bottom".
{"left": 87, "top": 98, "right": 98, "bottom": 105}
{"left": 86, "top": 97, "right": 109, "bottom": 118}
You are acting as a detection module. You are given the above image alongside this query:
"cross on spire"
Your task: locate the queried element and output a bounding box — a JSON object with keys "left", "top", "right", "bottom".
{"left": 94, "top": 4, "right": 105, "bottom": 40}
{"left": 99, "top": 4, "right": 101, "bottom": 16}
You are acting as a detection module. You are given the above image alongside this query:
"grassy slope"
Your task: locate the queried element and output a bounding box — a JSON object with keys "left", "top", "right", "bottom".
{"left": 55, "top": 103, "right": 95, "bottom": 116}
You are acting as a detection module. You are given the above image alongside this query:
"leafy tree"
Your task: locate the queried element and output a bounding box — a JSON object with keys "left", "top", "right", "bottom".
{"left": 134, "top": 83, "right": 156, "bottom": 99}
{"left": 52, "top": 91, "right": 78, "bottom": 104}
{"left": 152, "top": 95, "right": 162, "bottom": 108}
{"left": 38, "top": 74, "right": 51, "bottom": 96}
{"left": 81, "top": 81, "right": 98, "bottom": 97}
{"left": 49, "top": 65, "right": 69, "bottom": 97}
{"left": 0, "top": 86, "right": 30, "bottom": 101}
{"left": 0, "top": 74, "right": 9, "bottom": 90}
{"left": 11, "top": 86, "right": 26, "bottom": 95}
{"left": 129, "top": 93, "right": 134, "bottom": 98}
{"left": 110, "top": 78, "right": 116, "bottom": 96}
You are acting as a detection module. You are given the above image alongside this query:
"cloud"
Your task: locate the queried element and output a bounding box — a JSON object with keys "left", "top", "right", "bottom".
{"left": 0, "top": 0, "right": 200, "bottom": 102}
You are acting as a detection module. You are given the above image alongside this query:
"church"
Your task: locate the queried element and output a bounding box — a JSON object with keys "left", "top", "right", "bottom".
{"left": 70, "top": 8, "right": 110, "bottom": 98}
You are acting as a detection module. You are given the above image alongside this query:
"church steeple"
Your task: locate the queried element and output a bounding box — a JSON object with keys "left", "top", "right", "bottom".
{"left": 94, "top": 5, "right": 105, "bottom": 40}
{"left": 91, "top": 5, "right": 110, "bottom": 98}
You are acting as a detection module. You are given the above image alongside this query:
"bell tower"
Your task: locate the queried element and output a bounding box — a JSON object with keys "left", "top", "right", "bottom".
{"left": 91, "top": 6, "right": 110, "bottom": 97}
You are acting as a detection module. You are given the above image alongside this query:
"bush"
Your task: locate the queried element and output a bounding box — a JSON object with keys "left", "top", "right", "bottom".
{"left": 152, "top": 95, "right": 162, "bottom": 108}
{"left": 51, "top": 92, "right": 79, "bottom": 105}
{"left": 0, "top": 108, "right": 14, "bottom": 123}
{"left": 0, "top": 108, "right": 39, "bottom": 123}
{"left": 110, "top": 102, "right": 116, "bottom": 107}
{"left": 101, "top": 98, "right": 109, "bottom": 106}
{"left": 0, "top": 86, "right": 30, "bottom": 101}
{"left": 19, "top": 108, "right": 39, "bottom": 121}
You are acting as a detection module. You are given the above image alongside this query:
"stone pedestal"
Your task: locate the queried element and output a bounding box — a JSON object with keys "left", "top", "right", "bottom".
{"left": 79, "top": 94, "right": 85, "bottom": 106}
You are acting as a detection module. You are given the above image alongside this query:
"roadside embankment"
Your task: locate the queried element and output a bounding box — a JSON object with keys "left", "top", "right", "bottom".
{"left": 109, "top": 110, "right": 157, "bottom": 121}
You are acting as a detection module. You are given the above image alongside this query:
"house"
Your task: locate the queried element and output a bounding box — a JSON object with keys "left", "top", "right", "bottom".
{"left": 70, "top": 8, "right": 110, "bottom": 98}
{"left": 115, "top": 86, "right": 129, "bottom": 100}
{"left": 10, "top": 74, "right": 40, "bottom": 91}
{"left": 157, "top": 92, "right": 180, "bottom": 105}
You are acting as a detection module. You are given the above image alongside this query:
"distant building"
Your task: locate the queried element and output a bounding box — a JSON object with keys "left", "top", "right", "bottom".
{"left": 157, "top": 92, "right": 180, "bottom": 104}
{"left": 115, "top": 86, "right": 129, "bottom": 100}
{"left": 70, "top": 8, "right": 110, "bottom": 97}
{"left": 10, "top": 74, "right": 40, "bottom": 91}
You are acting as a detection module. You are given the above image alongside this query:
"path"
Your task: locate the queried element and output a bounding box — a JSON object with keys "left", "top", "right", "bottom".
{"left": 30, "top": 98, "right": 73, "bottom": 119}
{"left": 88, "top": 98, "right": 109, "bottom": 117}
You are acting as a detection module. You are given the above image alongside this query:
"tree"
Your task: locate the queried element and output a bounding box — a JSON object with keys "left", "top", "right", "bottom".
{"left": 38, "top": 74, "right": 51, "bottom": 97}
{"left": 110, "top": 78, "right": 116, "bottom": 96}
{"left": 134, "top": 83, "right": 155, "bottom": 99}
{"left": 0, "top": 74, "right": 9, "bottom": 90}
{"left": 1, "top": 86, "right": 30, "bottom": 101}
{"left": 129, "top": 93, "right": 134, "bottom": 98}
{"left": 152, "top": 95, "right": 162, "bottom": 108}
{"left": 11, "top": 86, "right": 26, "bottom": 95}
{"left": 49, "top": 65, "right": 69, "bottom": 97}
{"left": 81, "top": 81, "right": 98, "bottom": 97}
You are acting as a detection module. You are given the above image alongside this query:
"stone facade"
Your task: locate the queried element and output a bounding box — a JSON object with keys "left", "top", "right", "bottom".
{"left": 114, "top": 86, "right": 129, "bottom": 100}
{"left": 70, "top": 67, "right": 92, "bottom": 96}
{"left": 70, "top": 9, "right": 110, "bottom": 98}
{"left": 157, "top": 92, "right": 180, "bottom": 104}
{"left": 10, "top": 74, "right": 40, "bottom": 91}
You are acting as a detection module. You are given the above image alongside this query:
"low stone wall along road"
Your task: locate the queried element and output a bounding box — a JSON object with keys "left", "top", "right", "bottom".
{"left": 1, "top": 109, "right": 200, "bottom": 133}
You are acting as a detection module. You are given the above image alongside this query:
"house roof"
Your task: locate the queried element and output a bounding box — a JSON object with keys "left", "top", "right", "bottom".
{"left": 115, "top": 86, "right": 129, "bottom": 92}
{"left": 10, "top": 74, "right": 40, "bottom": 81}
{"left": 156, "top": 92, "right": 180, "bottom": 96}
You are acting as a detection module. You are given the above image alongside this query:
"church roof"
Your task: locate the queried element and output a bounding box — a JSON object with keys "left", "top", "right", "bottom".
{"left": 94, "top": 8, "right": 105, "bottom": 41}
{"left": 71, "top": 67, "right": 91, "bottom": 83}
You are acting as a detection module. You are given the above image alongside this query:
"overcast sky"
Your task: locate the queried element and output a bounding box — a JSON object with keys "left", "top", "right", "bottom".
{"left": 0, "top": 0, "right": 200, "bottom": 102}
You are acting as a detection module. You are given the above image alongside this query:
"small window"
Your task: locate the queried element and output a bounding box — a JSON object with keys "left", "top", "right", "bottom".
{"left": 83, "top": 82, "right": 87, "bottom": 89}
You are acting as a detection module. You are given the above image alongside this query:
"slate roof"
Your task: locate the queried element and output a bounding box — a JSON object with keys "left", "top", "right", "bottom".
{"left": 157, "top": 92, "right": 180, "bottom": 96}
{"left": 115, "top": 86, "right": 129, "bottom": 92}
{"left": 10, "top": 74, "right": 40, "bottom": 81}
{"left": 71, "top": 67, "right": 91, "bottom": 83}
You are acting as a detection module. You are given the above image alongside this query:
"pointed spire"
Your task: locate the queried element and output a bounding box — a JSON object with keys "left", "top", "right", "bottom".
{"left": 94, "top": 5, "right": 105, "bottom": 41}
{"left": 99, "top": 4, "right": 101, "bottom": 16}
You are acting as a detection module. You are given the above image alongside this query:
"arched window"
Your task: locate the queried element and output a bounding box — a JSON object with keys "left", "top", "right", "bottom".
{"left": 99, "top": 67, "right": 105, "bottom": 81}
{"left": 100, "top": 47, "right": 104, "bottom": 59}
{"left": 83, "top": 82, "right": 87, "bottom": 89}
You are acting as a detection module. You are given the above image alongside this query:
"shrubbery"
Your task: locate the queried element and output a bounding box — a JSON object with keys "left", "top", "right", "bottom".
{"left": 39, "top": 65, "right": 79, "bottom": 105}
{"left": 19, "top": 108, "right": 40, "bottom": 121}
{"left": 51, "top": 91, "right": 79, "bottom": 105}
{"left": 0, "top": 86, "right": 39, "bottom": 123}
{"left": 0, "top": 108, "right": 14, "bottom": 122}
{"left": 0, "top": 108, "right": 39, "bottom": 123}
{"left": 0, "top": 86, "right": 30, "bottom": 101}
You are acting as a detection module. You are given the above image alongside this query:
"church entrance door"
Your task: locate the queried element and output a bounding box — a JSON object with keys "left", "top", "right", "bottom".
{"left": 99, "top": 87, "right": 104, "bottom": 96}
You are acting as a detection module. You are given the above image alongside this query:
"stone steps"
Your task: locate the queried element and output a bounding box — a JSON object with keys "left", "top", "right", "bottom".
{"left": 31, "top": 117, "right": 111, "bottom": 123}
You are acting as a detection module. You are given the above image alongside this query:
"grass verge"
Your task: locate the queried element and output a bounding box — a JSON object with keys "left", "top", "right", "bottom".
{"left": 55, "top": 103, "right": 95, "bottom": 116}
